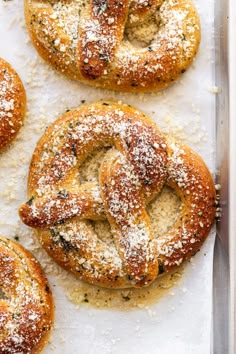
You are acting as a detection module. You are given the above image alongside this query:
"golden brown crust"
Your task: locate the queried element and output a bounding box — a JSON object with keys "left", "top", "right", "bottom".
{"left": 0, "top": 58, "right": 26, "bottom": 150}
{"left": 78, "top": 0, "right": 129, "bottom": 80}
{"left": 0, "top": 235, "right": 54, "bottom": 354}
{"left": 19, "top": 101, "right": 216, "bottom": 289}
{"left": 24, "top": 0, "right": 200, "bottom": 92}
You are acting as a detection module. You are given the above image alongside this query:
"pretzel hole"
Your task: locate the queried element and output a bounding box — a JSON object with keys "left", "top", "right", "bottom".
{"left": 124, "top": 15, "right": 160, "bottom": 48}
{"left": 79, "top": 147, "right": 116, "bottom": 246}
{"left": 79, "top": 147, "right": 110, "bottom": 184}
{"left": 90, "top": 220, "right": 115, "bottom": 246}
{"left": 147, "top": 186, "right": 181, "bottom": 236}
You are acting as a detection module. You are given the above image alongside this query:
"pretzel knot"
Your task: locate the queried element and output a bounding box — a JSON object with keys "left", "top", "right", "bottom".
{"left": 19, "top": 102, "right": 216, "bottom": 289}
{"left": 25, "top": 0, "right": 200, "bottom": 92}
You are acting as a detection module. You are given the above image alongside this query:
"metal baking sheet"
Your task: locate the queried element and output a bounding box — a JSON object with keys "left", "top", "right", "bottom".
{"left": 0, "top": 0, "right": 225, "bottom": 353}
{"left": 229, "top": 0, "right": 236, "bottom": 351}
{"left": 212, "top": 0, "right": 235, "bottom": 353}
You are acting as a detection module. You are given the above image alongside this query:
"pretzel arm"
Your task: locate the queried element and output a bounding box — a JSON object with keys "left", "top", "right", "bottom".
{"left": 78, "top": 0, "right": 129, "bottom": 79}
{"left": 156, "top": 140, "right": 216, "bottom": 271}
{"left": 27, "top": 6, "right": 73, "bottom": 69}
{"left": 100, "top": 150, "right": 159, "bottom": 287}
{"left": 19, "top": 183, "right": 105, "bottom": 228}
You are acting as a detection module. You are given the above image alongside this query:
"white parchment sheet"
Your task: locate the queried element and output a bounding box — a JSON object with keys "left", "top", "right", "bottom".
{"left": 0, "top": 0, "right": 216, "bottom": 353}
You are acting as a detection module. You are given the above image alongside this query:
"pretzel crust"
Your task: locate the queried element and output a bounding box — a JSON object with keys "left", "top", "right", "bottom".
{"left": 24, "top": 0, "right": 200, "bottom": 92}
{"left": 0, "top": 235, "right": 54, "bottom": 353}
{"left": 0, "top": 58, "right": 26, "bottom": 150}
{"left": 19, "top": 102, "right": 216, "bottom": 289}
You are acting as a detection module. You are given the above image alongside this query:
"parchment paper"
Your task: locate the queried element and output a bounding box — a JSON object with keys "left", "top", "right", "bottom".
{"left": 0, "top": 0, "right": 216, "bottom": 353}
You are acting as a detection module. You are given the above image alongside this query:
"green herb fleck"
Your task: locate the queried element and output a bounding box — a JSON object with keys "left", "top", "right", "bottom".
{"left": 121, "top": 295, "right": 130, "bottom": 301}
{"left": 26, "top": 196, "right": 34, "bottom": 205}
{"left": 12, "top": 313, "right": 21, "bottom": 319}
{"left": 57, "top": 190, "right": 69, "bottom": 199}
{"left": 158, "top": 263, "right": 164, "bottom": 274}
{"left": 45, "top": 285, "right": 50, "bottom": 293}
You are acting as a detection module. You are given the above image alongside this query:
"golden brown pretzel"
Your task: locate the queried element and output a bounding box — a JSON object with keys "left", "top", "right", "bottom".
{"left": 24, "top": 0, "right": 200, "bottom": 92}
{"left": 0, "top": 58, "right": 26, "bottom": 150}
{"left": 0, "top": 235, "right": 54, "bottom": 353}
{"left": 19, "top": 102, "right": 216, "bottom": 289}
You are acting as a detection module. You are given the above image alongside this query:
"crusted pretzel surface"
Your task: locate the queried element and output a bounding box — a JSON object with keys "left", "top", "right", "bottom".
{"left": 19, "top": 102, "right": 216, "bottom": 288}
{"left": 0, "top": 58, "right": 26, "bottom": 150}
{"left": 0, "top": 235, "right": 54, "bottom": 354}
{"left": 25, "top": 0, "right": 200, "bottom": 92}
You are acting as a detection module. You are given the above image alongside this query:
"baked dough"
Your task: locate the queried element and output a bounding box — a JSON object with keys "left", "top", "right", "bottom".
{"left": 0, "top": 235, "right": 54, "bottom": 353}
{"left": 19, "top": 101, "right": 216, "bottom": 288}
{"left": 0, "top": 58, "right": 26, "bottom": 150}
{"left": 24, "top": 0, "right": 200, "bottom": 92}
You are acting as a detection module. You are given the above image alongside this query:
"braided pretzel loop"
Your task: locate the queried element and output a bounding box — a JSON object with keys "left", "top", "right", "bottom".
{"left": 0, "top": 235, "right": 54, "bottom": 354}
{"left": 25, "top": 0, "right": 200, "bottom": 92}
{"left": 0, "top": 58, "right": 26, "bottom": 150}
{"left": 19, "top": 102, "right": 216, "bottom": 288}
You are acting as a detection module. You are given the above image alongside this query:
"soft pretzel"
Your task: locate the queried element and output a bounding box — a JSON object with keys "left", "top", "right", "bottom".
{"left": 24, "top": 0, "right": 200, "bottom": 92}
{"left": 19, "top": 102, "right": 216, "bottom": 289}
{"left": 0, "top": 235, "right": 54, "bottom": 353}
{"left": 0, "top": 58, "right": 26, "bottom": 150}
